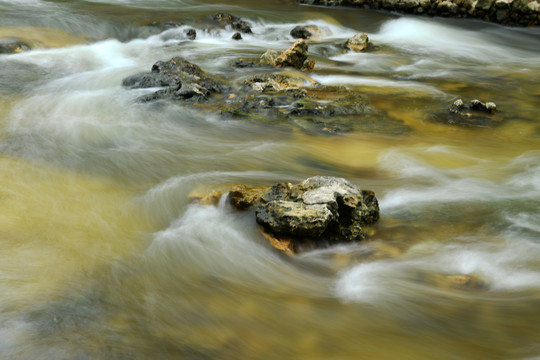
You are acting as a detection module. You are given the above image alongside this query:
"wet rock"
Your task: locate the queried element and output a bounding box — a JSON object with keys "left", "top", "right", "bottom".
{"left": 233, "top": 40, "right": 315, "bottom": 71}
{"left": 274, "top": 39, "right": 315, "bottom": 71}
{"left": 232, "top": 32, "right": 242, "bottom": 40}
{"left": 122, "top": 56, "right": 225, "bottom": 103}
{"left": 123, "top": 55, "right": 406, "bottom": 136}
{"left": 185, "top": 28, "right": 197, "bottom": 40}
{"left": 243, "top": 73, "right": 306, "bottom": 92}
{"left": 232, "top": 176, "right": 379, "bottom": 253}
{"left": 190, "top": 176, "right": 380, "bottom": 254}
{"left": 290, "top": 25, "right": 332, "bottom": 40}
{"left": 211, "top": 12, "right": 253, "bottom": 34}
{"left": 0, "top": 39, "right": 30, "bottom": 54}
{"left": 228, "top": 185, "right": 267, "bottom": 210}
{"left": 430, "top": 98, "right": 503, "bottom": 128}
{"left": 468, "top": 99, "right": 497, "bottom": 113}
{"left": 344, "top": 33, "right": 370, "bottom": 52}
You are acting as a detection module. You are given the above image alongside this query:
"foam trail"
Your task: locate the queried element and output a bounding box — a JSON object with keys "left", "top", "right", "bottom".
{"left": 372, "top": 18, "right": 540, "bottom": 65}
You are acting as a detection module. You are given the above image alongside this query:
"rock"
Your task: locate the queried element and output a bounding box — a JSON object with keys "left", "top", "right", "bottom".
{"left": 449, "top": 98, "right": 497, "bottom": 114}
{"left": 230, "top": 176, "right": 380, "bottom": 253}
{"left": 232, "top": 32, "right": 242, "bottom": 40}
{"left": 122, "top": 56, "right": 225, "bottom": 103}
{"left": 190, "top": 176, "right": 379, "bottom": 254}
{"left": 185, "top": 28, "right": 197, "bottom": 40}
{"left": 290, "top": 25, "right": 332, "bottom": 40}
{"left": 344, "top": 33, "right": 369, "bottom": 52}
{"left": 228, "top": 185, "right": 266, "bottom": 209}
{"left": 211, "top": 12, "right": 253, "bottom": 34}
{"left": 259, "top": 49, "right": 282, "bottom": 67}
{"left": 274, "top": 39, "right": 315, "bottom": 71}
{"left": 243, "top": 73, "right": 306, "bottom": 92}
{"left": 469, "top": 99, "right": 497, "bottom": 113}
{"left": 430, "top": 98, "right": 503, "bottom": 128}
{"left": 233, "top": 41, "right": 315, "bottom": 71}
{"left": 0, "top": 39, "right": 30, "bottom": 54}
{"left": 256, "top": 200, "right": 335, "bottom": 237}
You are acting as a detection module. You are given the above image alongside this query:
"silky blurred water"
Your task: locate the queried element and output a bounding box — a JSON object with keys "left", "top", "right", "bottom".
{"left": 1, "top": 1, "right": 539, "bottom": 359}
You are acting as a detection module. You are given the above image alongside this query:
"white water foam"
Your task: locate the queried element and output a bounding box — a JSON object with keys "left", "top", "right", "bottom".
{"left": 145, "top": 200, "right": 329, "bottom": 294}
{"left": 334, "top": 235, "right": 540, "bottom": 305}
{"left": 377, "top": 148, "right": 539, "bottom": 212}
{"left": 371, "top": 18, "right": 540, "bottom": 66}
{"left": 310, "top": 74, "right": 446, "bottom": 96}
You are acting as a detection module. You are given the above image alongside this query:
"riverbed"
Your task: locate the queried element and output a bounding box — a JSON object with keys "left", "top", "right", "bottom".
{"left": 1, "top": 1, "right": 540, "bottom": 359}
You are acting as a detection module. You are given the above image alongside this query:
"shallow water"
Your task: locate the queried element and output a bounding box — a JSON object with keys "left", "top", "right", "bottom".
{"left": 1, "top": 1, "right": 540, "bottom": 359}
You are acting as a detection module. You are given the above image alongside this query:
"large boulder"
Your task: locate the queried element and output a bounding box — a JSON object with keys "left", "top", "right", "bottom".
{"left": 226, "top": 176, "right": 380, "bottom": 253}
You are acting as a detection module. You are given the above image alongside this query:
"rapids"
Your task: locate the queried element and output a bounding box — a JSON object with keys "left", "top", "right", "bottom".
{"left": 1, "top": 0, "right": 539, "bottom": 359}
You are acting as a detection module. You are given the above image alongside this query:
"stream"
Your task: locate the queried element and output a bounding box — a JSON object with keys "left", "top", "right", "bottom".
{"left": 1, "top": 0, "right": 540, "bottom": 359}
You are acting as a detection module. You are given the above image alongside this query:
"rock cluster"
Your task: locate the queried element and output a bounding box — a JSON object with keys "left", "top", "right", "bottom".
{"left": 211, "top": 12, "right": 253, "bottom": 34}
{"left": 297, "top": 0, "right": 540, "bottom": 26}
{"left": 193, "top": 176, "right": 380, "bottom": 254}
{"left": 429, "top": 98, "right": 505, "bottom": 127}
{"left": 121, "top": 13, "right": 413, "bottom": 135}
{"left": 121, "top": 55, "right": 409, "bottom": 135}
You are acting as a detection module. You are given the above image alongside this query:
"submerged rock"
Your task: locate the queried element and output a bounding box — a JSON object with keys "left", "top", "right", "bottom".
{"left": 204, "top": 176, "right": 380, "bottom": 254}
{"left": 418, "top": 272, "right": 487, "bottom": 290}
{"left": 0, "top": 39, "right": 30, "bottom": 54}
{"left": 290, "top": 25, "right": 332, "bottom": 40}
{"left": 242, "top": 73, "right": 307, "bottom": 92}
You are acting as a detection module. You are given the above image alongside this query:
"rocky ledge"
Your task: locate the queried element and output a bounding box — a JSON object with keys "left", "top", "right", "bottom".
{"left": 297, "top": 0, "right": 540, "bottom": 26}
{"left": 190, "top": 176, "right": 380, "bottom": 254}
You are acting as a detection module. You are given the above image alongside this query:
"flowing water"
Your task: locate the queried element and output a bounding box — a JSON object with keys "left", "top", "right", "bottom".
{"left": 1, "top": 0, "right": 540, "bottom": 359}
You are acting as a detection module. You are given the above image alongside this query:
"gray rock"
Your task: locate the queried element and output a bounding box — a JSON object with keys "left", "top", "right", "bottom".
{"left": 256, "top": 200, "right": 335, "bottom": 237}
{"left": 227, "top": 176, "right": 380, "bottom": 252}
{"left": 122, "top": 56, "right": 225, "bottom": 103}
